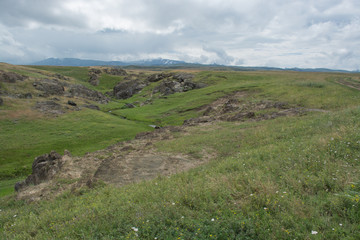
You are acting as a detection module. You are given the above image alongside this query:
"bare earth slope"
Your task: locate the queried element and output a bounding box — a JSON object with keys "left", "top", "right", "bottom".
{"left": 16, "top": 125, "right": 209, "bottom": 201}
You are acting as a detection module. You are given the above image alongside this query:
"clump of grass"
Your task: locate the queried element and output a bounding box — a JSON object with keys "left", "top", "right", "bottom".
{"left": 298, "top": 82, "right": 325, "bottom": 88}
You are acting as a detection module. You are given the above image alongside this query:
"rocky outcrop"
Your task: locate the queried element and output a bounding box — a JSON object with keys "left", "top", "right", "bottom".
{"left": 34, "top": 101, "right": 65, "bottom": 115}
{"left": 113, "top": 80, "right": 148, "bottom": 99}
{"left": 89, "top": 74, "right": 100, "bottom": 86}
{"left": 153, "top": 73, "right": 203, "bottom": 95}
{"left": 0, "top": 70, "right": 27, "bottom": 83}
{"left": 68, "top": 85, "right": 110, "bottom": 103}
{"left": 15, "top": 151, "right": 63, "bottom": 192}
{"left": 88, "top": 68, "right": 102, "bottom": 86}
{"left": 33, "top": 79, "right": 66, "bottom": 96}
{"left": 103, "top": 67, "right": 127, "bottom": 76}
{"left": 112, "top": 72, "right": 205, "bottom": 100}
{"left": 147, "top": 72, "right": 171, "bottom": 82}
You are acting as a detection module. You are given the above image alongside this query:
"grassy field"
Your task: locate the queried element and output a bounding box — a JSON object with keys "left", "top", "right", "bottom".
{"left": 1, "top": 66, "right": 360, "bottom": 239}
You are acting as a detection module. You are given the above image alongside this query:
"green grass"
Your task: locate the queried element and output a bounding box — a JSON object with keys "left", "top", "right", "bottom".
{"left": 0, "top": 109, "right": 151, "bottom": 181}
{"left": 1, "top": 68, "right": 360, "bottom": 239}
{"left": 27, "top": 66, "right": 90, "bottom": 83}
{"left": 0, "top": 178, "right": 23, "bottom": 197}
{"left": 1, "top": 107, "right": 360, "bottom": 239}
{"left": 96, "top": 73, "right": 124, "bottom": 92}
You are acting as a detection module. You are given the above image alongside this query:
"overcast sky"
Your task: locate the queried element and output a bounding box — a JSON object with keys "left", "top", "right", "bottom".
{"left": 0, "top": 0, "right": 359, "bottom": 70}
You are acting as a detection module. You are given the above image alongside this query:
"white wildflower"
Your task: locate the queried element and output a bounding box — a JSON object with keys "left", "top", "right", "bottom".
{"left": 311, "top": 230, "right": 318, "bottom": 235}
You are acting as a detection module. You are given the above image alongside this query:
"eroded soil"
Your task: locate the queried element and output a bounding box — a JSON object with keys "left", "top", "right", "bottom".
{"left": 16, "top": 91, "right": 324, "bottom": 201}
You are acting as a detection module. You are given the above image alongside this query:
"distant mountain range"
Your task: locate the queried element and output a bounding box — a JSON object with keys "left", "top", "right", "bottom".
{"left": 31, "top": 58, "right": 189, "bottom": 67}
{"left": 30, "top": 58, "right": 357, "bottom": 73}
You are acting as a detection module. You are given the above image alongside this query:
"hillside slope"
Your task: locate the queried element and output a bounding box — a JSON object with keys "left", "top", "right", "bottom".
{"left": 1, "top": 65, "right": 360, "bottom": 239}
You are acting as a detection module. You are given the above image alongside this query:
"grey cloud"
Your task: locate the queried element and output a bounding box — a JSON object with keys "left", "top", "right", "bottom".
{"left": 0, "top": 0, "right": 87, "bottom": 29}
{"left": 0, "top": 0, "right": 359, "bottom": 70}
{"left": 203, "top": 46, "right": 234, "bottom": 64}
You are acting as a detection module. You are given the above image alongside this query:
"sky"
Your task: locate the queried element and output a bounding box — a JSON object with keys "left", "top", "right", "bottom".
{"left": 0, "top": 0, "right": 359, "bottom": 70}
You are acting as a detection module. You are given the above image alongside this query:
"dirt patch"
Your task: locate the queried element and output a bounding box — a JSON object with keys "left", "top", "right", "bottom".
{"left": 183, "top": 91, "right": 311, "bottom": 126}
{"left": 94, "top": 152, "right": 197, "bottom": 186}
{"left": 337, "top": 78, "right": 360, "bottom": 91}
{"left": 15, "top": 124, "right": 207, "bottom": 201}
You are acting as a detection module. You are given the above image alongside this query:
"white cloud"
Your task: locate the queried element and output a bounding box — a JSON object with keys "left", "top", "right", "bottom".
{"left": 0, "top": 0, "right": 359, "bottom": 70}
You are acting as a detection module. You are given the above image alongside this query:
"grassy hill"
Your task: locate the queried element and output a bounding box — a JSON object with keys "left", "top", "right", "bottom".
{"left": 0, "top": 64, "right": 360, "bottom": 239}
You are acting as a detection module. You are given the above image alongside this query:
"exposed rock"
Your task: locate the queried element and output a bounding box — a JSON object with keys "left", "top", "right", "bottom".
{"left": 15, "top": 151, "right": 63, "bottom": 192}
{"left": 123, "top": 103, "right": 136, "bottom": 108}
{"left": 68, "top": 100, "right": 77, "bottom": 106}
{"left": 89, "top": 68, "right": 102, "bottom": 75}
{"left": 0, "top": 97, "right": 3, "bottom": 106}
{"left": 153, "top": 79, "right": 202, "bottom": 95}
{"left": 53, "top": 73, "right": 69, "bottom": 81}
{"left": 103, "top": 67, "right": 127, "bottom": 76}
{"left": 152, "top": 73, "right": 205, "bottom": 96}
{"left": 68, "top": 84, "right": 110, "bottom": 104}
{"left": 33, "top": 79, "right": 66, "bottom": 96}
{"left": 147, "top": 72, "right": 171, "bottom": 82}
{"left": 172, "top": 73, "right": 194, "bottom": 82}
{"left": 113, "top": 80, "right": 148, "bottom": 99}
{"left": 0, "top": 70, "right": 27, "bottom": 83}
{"left": 225, "top": 112, "right": 255, "bottom": 121}
{"left": 83, "top": 104, "right": 100, "bottom": 110}
{"left": 35, "top": 101, "right": 65, "bottom": 115}
{"left": 88, "top": 69, "right": 102, "bottom": 86}
{"left": 105, "top": 91, "right": 114, "bottom": 97}
{"left": 89, "top": 74, "right": 99, "bottom": 86}
{"left": 17, "top": 93, "right": 32, "bottom": 99}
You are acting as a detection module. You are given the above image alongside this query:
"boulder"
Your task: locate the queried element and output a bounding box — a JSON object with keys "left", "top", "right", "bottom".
{"left": 15, "top": 151, "right": 63, "bottom": 191}
{"left": 0, "top": 70, "right": 26, "bottom": 83}
{"left": 33, "top": 79, "right": 66, "bottom": 96}
{"left": 67, "top": 100, "right": 77, "bottom": 106}
{"left": 68, "top": 85, "right": 110, "bottom": 103}
{"left": 113, "top": 80, "right": 147, "bottom": 99}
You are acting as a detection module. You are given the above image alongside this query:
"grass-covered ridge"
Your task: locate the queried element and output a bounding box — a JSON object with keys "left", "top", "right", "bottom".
{"left": 1, "top": 65, "right": 360, "bottom": 239}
